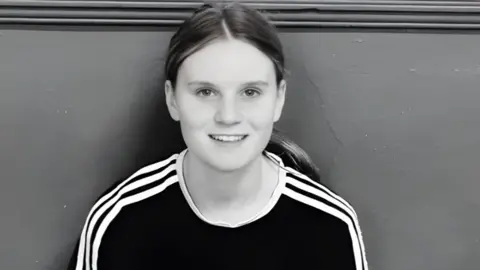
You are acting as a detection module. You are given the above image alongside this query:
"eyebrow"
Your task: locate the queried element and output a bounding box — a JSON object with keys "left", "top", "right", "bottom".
{"left": 187, "top": 80, "right": 269, "bottom": 88}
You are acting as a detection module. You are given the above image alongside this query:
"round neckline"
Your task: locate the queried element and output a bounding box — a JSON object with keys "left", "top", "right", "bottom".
{"left": 175, "top": 149, "right": 287, "bottom": 228}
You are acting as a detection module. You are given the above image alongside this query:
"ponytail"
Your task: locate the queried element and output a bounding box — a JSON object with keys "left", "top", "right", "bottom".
{"left": 265, "top": 127, "right": 322, "bottom": 184}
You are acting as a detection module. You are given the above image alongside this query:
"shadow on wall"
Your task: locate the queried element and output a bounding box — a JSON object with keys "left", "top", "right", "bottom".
{"left": 58, "top": 54, "right": 187, "bottom": 270}
{"left": 126, "top": 57, "right": 187, "bottom": 171}
{"left": 109, "top": 55, "right": 186, "bottom": 180}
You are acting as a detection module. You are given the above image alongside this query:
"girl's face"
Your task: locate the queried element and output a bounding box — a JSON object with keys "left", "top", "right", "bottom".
{"left": 165, "top": 38, "right": 286, "bottom": 172}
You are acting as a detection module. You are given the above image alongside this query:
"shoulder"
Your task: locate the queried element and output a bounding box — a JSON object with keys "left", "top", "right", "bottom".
{"left": 88, "top": 151, "right": 181, "bottom": 229}
{"left": 279, "top": 165, "right": 369, "bottom": 270}
{"left": 71, "top": 153, "right": 182, "bottom": 270}
{"left": 266, "top": 151, "right": 362, "bottom": 226}
{"left": 95, "top": 152, "right": 180, "bottom": 206}
{"left": 282, "top": 166, "right": 360, "bottom": 223}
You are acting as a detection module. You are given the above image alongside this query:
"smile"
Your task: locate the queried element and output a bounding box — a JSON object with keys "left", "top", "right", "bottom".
{"left": 209, "top": 135, "right": 248, "bottom": 142}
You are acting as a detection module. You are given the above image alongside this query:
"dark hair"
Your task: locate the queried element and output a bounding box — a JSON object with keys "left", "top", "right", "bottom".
{"left": 164, "top": 2, "right": 321, "bottom": 184}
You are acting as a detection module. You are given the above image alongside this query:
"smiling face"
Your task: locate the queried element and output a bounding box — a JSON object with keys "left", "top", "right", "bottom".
{"left": 165, "top": 38, "right": 286, "bottom": 172}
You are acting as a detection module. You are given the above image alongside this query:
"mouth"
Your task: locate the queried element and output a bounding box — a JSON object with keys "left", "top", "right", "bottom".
{"left": 208, "top": 134, "right": 248, "bottom": 143}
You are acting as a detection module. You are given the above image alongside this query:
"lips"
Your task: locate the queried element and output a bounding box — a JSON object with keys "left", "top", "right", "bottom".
{"left": 209, "top": 134, "right": 248, "bottom": 142}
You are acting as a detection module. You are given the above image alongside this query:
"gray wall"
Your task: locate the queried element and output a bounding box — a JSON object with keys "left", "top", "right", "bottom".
{"left": 1, "top": 25, "right": 480, "bottom": 270}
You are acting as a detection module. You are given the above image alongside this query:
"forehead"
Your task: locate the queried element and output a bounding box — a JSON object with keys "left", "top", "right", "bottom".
{"left": 178, "top": 39, "right": 276, "bottom": 86}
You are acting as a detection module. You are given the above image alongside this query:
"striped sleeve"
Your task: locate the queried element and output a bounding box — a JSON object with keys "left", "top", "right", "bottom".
{"left": 67, "top": 177, "right": 125, "bottom": 270}
{"left": 282, "top": 167, "right": 369, "bottom": 270}
{"left": 69, "top": 154, "right": 179, "bottom": 270}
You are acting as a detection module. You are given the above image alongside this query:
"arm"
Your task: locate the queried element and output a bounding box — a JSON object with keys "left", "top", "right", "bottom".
{"left": 66, "top": 225, "right": 140, "bottom": 270}
{"left": 66, "top": 180, "right": 127, "bottom": 270}
{"left": 329, "top": 212, "right": 369, "bottom": 270}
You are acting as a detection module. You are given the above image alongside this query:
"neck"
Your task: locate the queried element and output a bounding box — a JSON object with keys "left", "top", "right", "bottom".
{"left": 183, "top": 151, "right": 272, "bottom": 211}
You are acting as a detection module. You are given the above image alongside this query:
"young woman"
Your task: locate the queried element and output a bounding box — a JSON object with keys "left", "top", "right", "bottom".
{"left": 68, "top": 2, "right": 368, "bottom": 270}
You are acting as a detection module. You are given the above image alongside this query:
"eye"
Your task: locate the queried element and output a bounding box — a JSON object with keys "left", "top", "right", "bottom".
{"left": 243, "top": 88, "right": 261, "bottom": 97}
{"left": 196, "top": 88, "right": 216, "bottom": 97}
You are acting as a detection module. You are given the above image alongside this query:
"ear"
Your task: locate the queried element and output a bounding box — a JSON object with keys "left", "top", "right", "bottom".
{"left": 273, "top": 79, "right": 287, "bottom": 122}
{"left": 165, "top": 80, "right": 180, "bottom": 121}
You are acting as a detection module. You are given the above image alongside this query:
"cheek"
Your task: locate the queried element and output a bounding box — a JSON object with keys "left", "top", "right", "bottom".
{"left": 242, "top": 99, "right": 277, "bottom": 129}
{"left": 177, "top": 97, "right": 213, "bottom": 130}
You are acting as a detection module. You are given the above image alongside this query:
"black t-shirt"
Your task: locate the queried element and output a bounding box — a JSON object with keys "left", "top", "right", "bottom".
{"left": 68, "top": 150, "right": 368, "bottom": 270}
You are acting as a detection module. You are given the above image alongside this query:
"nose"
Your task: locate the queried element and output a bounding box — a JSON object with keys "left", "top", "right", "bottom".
{"left": 214, "top": 97, "right": 242, "bottom": 125}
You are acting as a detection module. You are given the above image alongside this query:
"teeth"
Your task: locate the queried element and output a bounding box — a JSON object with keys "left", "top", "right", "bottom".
{"left": 211, "top": 135, "right": 245, "bottom": 142}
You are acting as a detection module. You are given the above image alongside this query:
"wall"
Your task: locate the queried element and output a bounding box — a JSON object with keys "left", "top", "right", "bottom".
{"left": 1, "top": 1, "right": 479, "bottom": 270}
